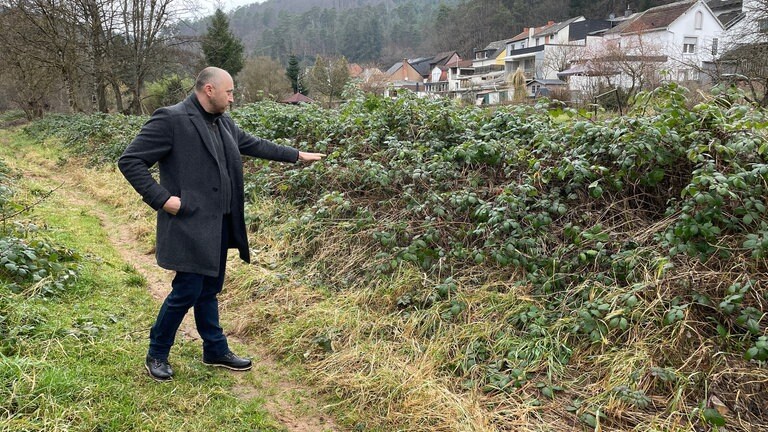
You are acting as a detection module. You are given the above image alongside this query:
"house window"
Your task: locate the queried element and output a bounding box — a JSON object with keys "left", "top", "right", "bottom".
{"left": 711, "top": 37, "right": 718, "bottom": 56}
{"left": 695, "top": 11, "right": 703, "bottom": 30}
{"left": 683, "top": 37, "right": 697, "bottom": 54}
{"left": 759, "top": 19, "right": 768, "bottom": 33}
{"left": 677, "top": 69, "right": 699, "bottom": 81}
{"left": 536, "top": 37, "right": 541, "bottom": 45}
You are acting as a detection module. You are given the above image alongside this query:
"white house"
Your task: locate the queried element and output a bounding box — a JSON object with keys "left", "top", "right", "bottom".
{"left": 504, "top": 18, "right": 613, "bottom": 82}
{"left": 715, "top": 0, "right": 768, "bottom": 95}
{"left": 723, "top": 0, "right": 768, "bottom": 46}
{"left": 564, "top": 0, "right": 725, "bottom": 99}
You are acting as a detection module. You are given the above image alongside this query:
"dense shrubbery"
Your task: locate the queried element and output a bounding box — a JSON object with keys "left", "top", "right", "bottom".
{"left": 26, "top": 84, "right": 768, "bottom": 430}
{"left": 0, "top": 159, "right": 82, "bottom": 356}
{"left": 24, "top": 113, "right": 147, "bottom": 166}
{"left": 232, "top": 84, "right": 768, "bottom": 429}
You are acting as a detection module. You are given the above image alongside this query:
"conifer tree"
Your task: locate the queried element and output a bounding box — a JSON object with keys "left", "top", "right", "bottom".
{"left": 286, "top": 54, "right": 301, "bottom": 94}
{"left": 202, "top": 9, "right": 245, "bottom": 76}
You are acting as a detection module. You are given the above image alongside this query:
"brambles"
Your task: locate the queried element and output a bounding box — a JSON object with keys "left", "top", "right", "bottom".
{"left": 0, "top": 160, "right": 81, "bottom": 298}
{"left": 233, "top": 85, "right": 767, "bottom": 429}
{"left": 26, "top": 83, "right": 768, "bottom": 430}
{"left": 1, "top": 158, "right": 82, "bottom": 357}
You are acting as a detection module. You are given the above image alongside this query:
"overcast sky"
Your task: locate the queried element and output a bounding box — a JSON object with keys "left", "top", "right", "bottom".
{"left": 200, "top": 0, "right": 264, "bottom": 15}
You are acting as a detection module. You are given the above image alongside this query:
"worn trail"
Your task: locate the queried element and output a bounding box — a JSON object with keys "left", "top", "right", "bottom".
{"left": 23, "top": 146, "right": 341, "bottom": 432}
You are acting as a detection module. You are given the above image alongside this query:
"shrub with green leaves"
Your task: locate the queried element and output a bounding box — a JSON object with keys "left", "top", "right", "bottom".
{"left": 24, "top": 84, "right": 768, "bottom": 430}
{"left": 0, "top": 159, "right": 81, "bottom": 298}
{"left": 231, "top": 84, "right": 768, "bottom": 429}
{"left": 24, "top": 113, "right": 147, "bottom": 166}
{"left": 0, "top": 228, "right": 81, "bottom": 296}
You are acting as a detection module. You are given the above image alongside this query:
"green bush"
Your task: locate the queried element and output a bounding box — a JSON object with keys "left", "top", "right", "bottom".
{"left": 20, "top": 85, "right": 768, "bottom": 429}
{"left": 24, "top": 113, "right": 147, "bottom": 166}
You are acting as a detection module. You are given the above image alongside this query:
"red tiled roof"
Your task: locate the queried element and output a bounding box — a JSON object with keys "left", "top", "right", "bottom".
{"left": 348, "top": 63, "right": 364, "bottom": 77}
{"left": 282, "top": 93, "right": 313, "bottom": 104}
{"left": 509, "top": 22, "right": 557, "bottom": 41}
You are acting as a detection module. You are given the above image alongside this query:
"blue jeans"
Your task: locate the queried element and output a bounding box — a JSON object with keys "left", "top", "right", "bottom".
{"left": 147, "top": 215, "right": 230, "bottom": 361}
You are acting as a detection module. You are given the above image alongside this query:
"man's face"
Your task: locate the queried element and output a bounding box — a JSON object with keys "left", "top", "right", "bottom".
{"left": 206, "top": 74, "right": 234, "bottom": 113}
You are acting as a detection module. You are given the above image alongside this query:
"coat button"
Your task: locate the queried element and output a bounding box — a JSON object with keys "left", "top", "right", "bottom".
{"left": 212, "top": 187, "right": 219, "bottom": 192}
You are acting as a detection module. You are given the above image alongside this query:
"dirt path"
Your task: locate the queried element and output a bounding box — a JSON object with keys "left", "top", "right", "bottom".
{"left": 30, "top": 157, "right": 341, "bottom": 432}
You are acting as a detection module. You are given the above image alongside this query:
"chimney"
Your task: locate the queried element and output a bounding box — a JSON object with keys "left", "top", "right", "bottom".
{"left": 402, "top": 58, "right": 409, "bottom": 80}
{"left": 625, "top": 6, "right": 632, "bottom": 17}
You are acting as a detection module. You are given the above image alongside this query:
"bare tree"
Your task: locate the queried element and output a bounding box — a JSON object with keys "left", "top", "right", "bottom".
{"left": 714, "top": 0, "right": 768, "bottom": 106}
{"left": 306, "top": 56, "right": 350, "bottom": 108}
{"left": 575, "top": 35, "right": 667, "bottom": 101}
{"left": 541, "top": 44, "right": 580, "bottom": 80}
{"left": 0, "top": 0, "right": 196, "bottom": 115}
{"left": 0, "top": 1, "right": 89, "bottom": 112}
{"left": 236, "top": 56, "right": 293, "bottom": 103}
{"left": 119, "top": 0, "right": 190, "bottom": 114}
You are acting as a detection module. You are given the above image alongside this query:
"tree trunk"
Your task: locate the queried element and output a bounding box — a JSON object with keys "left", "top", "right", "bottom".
{"left": 110, "top": 79, "right": 124, "bottom": 113}
{"left": 62, "top": 68, "right": 79, "bottom": 113}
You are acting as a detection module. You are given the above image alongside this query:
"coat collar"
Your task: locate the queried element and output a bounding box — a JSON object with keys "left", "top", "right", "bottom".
{"left": 184, "top": 94, "right": 219, "bottom": 162}
{"left": 183, "top": 94, "right": 239, "bottom": 165}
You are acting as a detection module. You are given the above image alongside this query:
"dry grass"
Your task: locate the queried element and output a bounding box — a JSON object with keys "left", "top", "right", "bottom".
{"left": 50, "top": 151, "right": 766, "bottom": 431}
{"left": 206, "top": 190, "right": 768, "bottom": 432}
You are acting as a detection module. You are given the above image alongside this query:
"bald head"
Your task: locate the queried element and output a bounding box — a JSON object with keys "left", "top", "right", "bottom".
{"left": 195, "top": 67, "right": 231, "bottom": 92}
{"left": 195, "top": 67, "right": 235, "bottom": 114}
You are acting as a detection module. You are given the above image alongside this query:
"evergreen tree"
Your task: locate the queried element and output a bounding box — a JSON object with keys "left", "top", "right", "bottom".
{"left": 202, "top": 9, "right": 245, "bottom": 76}
{"left": 286, "top": 54, "right": 301, "bottom": 94}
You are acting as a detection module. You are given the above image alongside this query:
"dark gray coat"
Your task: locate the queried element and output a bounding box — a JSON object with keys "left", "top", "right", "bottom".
{"left": 118, "top": 95, "right": 299, "bottom": 277}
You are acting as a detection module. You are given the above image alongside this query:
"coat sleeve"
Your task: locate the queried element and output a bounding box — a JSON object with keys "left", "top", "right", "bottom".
{"left": 230, "top": 118, "right": 299, "bottom": 163}
{"left": 118, "top": 109, "right": 174, "bottom": 211}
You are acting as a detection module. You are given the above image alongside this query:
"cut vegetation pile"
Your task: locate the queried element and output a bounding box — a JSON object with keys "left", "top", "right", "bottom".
{"left": 24, "top": 83, "right": 768, "bottom": 431}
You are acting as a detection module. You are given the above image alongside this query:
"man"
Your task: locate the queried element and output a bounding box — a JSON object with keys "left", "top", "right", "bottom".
{"left": 118, "top": 67, "right": 324, "bottom": 381}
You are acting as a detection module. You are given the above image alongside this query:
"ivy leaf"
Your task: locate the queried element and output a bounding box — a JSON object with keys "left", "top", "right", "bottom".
{"left": 702, "top": 408, "right": 726, "bottom": 426}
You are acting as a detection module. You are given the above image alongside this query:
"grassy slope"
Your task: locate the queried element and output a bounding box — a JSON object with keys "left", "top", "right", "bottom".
{"left": 0, "top": 130, "right": 291, "bottom": 432}
{"left": 8, "top": 88, "right": 767, "bottom": 432}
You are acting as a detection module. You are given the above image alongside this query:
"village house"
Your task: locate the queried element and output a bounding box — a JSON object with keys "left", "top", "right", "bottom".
{"left": 384, "top": 51, "right": 461, "bottom": 97}
{"left": 715, "top": 0, "right": 768, "bottom": 99}
{"left": 379, "top": 0, "right": 758, "bottom": 106}
{"left": 561, "top": 0, "right": 725, "bottom": 101}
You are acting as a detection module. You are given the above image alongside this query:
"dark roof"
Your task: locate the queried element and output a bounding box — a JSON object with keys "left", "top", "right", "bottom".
{"left": 718, "top": 43, "right": 768, "bottom": 76}
{"left": 720, "top": 42, "right": 768, "bottom": 60}
{"left": 410, "top": 57, "right": 434, "bottom": 76}
{"left": 532, "top": 21, "right": 559, "bottom": 38}
{"left": 476, "top": 38, "right": 515, "bottom": 59}
{"left": 386, "top": 57, "right": 428, "bottom": 76}
{"left": 431, "top": 51, "right": 457, "bottom": 66}
{"left": 282, "top": 93, "right": 313, "bottom": 104}
{"left": 536, "top": 16, "right": 582, "bottom": 37}
{"left": 385, "top": 62, "right": 404, "bottom": 75}
{"left": 484, "top": 38, "right": 514, "bottom": 50}
{"left": 720, "top": 10, "right": 744, "bottom": 26}
{"left": 706, "top": 0, "right": 742, "bottom": 12}
{"left": 606, "top": 0, "right": 696, "bottom": 34}
{"left": 568, "top": 19, "right": 614, "bottom": 40}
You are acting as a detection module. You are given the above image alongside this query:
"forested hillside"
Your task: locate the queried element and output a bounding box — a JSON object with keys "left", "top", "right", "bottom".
{"left": 192, "top": 0, "right": 683, "bottom": 65}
